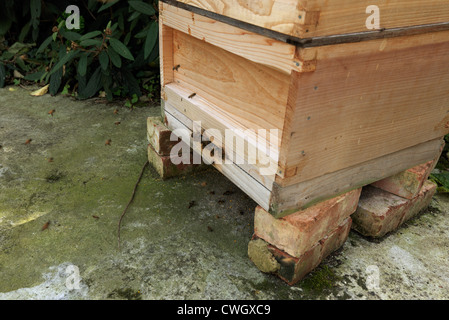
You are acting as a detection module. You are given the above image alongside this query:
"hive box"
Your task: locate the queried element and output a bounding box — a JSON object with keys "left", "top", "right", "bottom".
{"left": 159, "top": 0, "right": 449, "bottom": 217}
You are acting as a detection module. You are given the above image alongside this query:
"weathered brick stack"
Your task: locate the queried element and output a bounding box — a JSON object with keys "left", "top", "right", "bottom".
{"left": 248, "top": 189, "right": 361, "bottom": 285}
{"left": 352, "top": 156, "right": 442, "bottom": 238}
{"left": 147, "top": 115, "right": 205, "bottom": 179}
{"left": 247, "top": 158, "right": 441, "bottom": 284}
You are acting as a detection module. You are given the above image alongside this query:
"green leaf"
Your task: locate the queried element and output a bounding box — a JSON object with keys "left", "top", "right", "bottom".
{"left": 128, "top": 1, "right": 156, "bottom": 16}
{"left": 98, "top": 0, "right": 119, "bottom": 13}
{"left": 108, "top": 37, "right": 134, "bottom": 61}
{"left": 8, "top": 42, "right": 34, "bottom": 55}
{"left": 118, "top": 14, "right": 125, "bottom": 31}
{"left": 15, "top": 57, "right": 28, "bottom": 71}
{"left": 131, "top": 93, "right": 139, "bottom": 104}
{"left": 122, "top": 69, "right": 141, "bottom": 97}
{"left": 49, "top": 50, "right": 79, "bottom": 76}
{"left": 0, "top": 63, "right": 6, "bottom": 88}
{"left": 144, "top": 22, "right": 158, "bottom": 59}
{"left": 78, "top": 67, "right": 103, "bottom": 99}
{"left": 124, "top": 100, "right": 132, "bottom": 108}
{"left": 80, "top": 39, "right": 103, "bottom": 47}
{"left": 78, "top": 53, "right": 88, "bottom": 77}
{"left": 130, "top": 17, "right": 139, "bottom": 32}
{"left": 49, "top": 67, "right": 63, "bottom": 95}
{"left": 134, "top": 26, "right": 149, "bottom": 39}
{"left": 109, "top": 22, "right": 119, "bottom": 33}
{"left": 18, "top": 21, "right": 31, "bottom": 43}
{"left": 147, "top": 42, "right": 159, "bottom": 63}
{"left": 0, "top": 18, "right": 13, "bottom": 39}
{"left": 61, "top": 84, "right": 70, "bottom": 95}
{"left": 127, "top": 11, "right": 141, "bottom": 22}
{"left": 61, "top": 31, "right": 82, "bottom": 41}
{"left": 30, "top": 0, "right": 42, "bottom": 29}
{"left": 24, "top": 70, "right": 46, "bottom": 81}
{"left": 99, "top": 51, "right": 109, "bottom": 71}
{"left": 107, "top": 47, "right": 122, "bottom": 68}
{"left": 77, "top": 73, "right": 87, "bottom": 93}
{"left": 36, "top": 35, "right": 53, "bottom": 54}
{"left": 30, "top": 0, "right": 41, "bottom": 20}
{"left": 124, "top": 32, "right": 132, "bottom": 46}
{"left": 79, "top": 30, "right": 102, "bottom": 41}
{"left": 101, "top": 72, "right": 113, "bottom": 101}
{"left": 1, "top": 51, "right": 14, "bottom": 60}
{"left": 430, "top": 172, "right": 449, "bottom": 193}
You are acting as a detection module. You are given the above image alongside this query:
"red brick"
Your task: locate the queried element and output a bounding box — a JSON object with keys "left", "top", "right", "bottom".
{"left": 352, "top": 180, "right": 437, "bottom": 238}
{"left": 400, "top": 180, "right": 437, "bottom": 225}
{"left": 147, "top": 116, "right": 179, "bottom": 156}
{"left": 249, "top": 217, "right": 352, "bottom": 285}
{"left": 370, "top": 160, "right": 436, "bottom": 199}
{"left": 254, "top": 188, "right": 361, "bottom": 258}
{"left": 147, "top": 144, "right": 205, "bottom": 179}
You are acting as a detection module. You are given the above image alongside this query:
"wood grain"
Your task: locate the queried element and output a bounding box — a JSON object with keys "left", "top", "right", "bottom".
{"left": 164, "top": 83, "right": 280, "bottom": 180}
{"left": 161, "top": 2, "right": 299, "bottom": 74}
{"left": 165, "top": 0, "right": 301, "bottom": 36}
{"left": 166, "top": 0, "right": 449, "bottom": 38}
{"left": 280, "top": 30, "right": 449, "bottom": 186}
{"left": 172, "top": 29, "right": 290, "bottom": 138}
{"left": 270, "top": 138, "right": 445, "bottom": 217}
{"left": 164, "top": 103, "right": 273, "bottom": 208}
{"left": 163, "top": 102, "right": 276, "bottom": 190}
{"left": 159, "top": 7, "right": 174, "bottom": 96}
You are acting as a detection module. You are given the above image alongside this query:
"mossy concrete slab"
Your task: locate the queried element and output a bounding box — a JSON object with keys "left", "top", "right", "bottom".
{"left": 0, "top": 87, "right": 449, "bottom": 300}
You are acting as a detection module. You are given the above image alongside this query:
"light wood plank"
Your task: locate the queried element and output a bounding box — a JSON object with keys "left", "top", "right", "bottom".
{"left": 164, "top": 102, "right": 276, "bottom": 190}
{"left": 164, "top": 83, "right": 280, "bottom": 179}
{"left": 166, "top": 0, "right": 301, "bottom": 36}
{"left": 299, "top": 0, "right": 449, "bottom": 38}
{"left": 159, "top": 4, "right": 175, "bottom": 96}
{"left": 172, "top": 29, "right": 290, "bottom": 138}
{"left": 270, "top": 138, "right": 445, "bottom": 217}
{"left": 167, "top": 0, "right": 449, "bottom": 38}
{"left": 164, "top": 104, "right": 272, "bottom": 209}
{"left": 161, "top": 2, "right": 299, "bottom": 74}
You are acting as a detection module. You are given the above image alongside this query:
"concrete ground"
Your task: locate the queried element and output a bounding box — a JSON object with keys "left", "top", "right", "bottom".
{"left": 0, "top": 86, "right": 448, "bottom": 300}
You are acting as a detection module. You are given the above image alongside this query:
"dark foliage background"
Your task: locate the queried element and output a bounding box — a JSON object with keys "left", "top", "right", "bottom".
{"left": 0, "top": 0, "right": 160, "bottom": 103}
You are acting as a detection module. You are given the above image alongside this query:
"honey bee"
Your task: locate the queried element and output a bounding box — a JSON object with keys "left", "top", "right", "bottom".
{"left": 173, "top": 64, "right": 181, "bottom": 71}
{"left": 105, "top": 139, "right": 111, "bottom": 146}
{"left": 41, "top": 221, "right": 50, "bottom": 231}
{"left": 113, "top": 109, "right": 119, "bottom": 114}
{"left": 114, "top": 121, "right": 121, "bottom": 125}
{"left": 188, "top": 93, "right": 196, "bottom": 99}
{"left": 25, "top": 139, "right": 32, "bottom": 145}
{"left": 48, "top": 109, "right": 55, "bottom": 116}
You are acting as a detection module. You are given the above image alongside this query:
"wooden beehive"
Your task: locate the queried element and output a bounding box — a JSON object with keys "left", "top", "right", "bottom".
{"left": 158, "top": 0, "right": 449, "bottom": 217}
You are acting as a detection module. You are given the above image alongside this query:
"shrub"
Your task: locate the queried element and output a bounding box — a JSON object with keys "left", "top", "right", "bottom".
{"left": 0, "top": 0, "right": 160, "bottom": 102}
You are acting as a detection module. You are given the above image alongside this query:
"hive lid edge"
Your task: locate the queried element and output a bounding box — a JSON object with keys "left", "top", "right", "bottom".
{"left": 161, "top": 0, "right": 449, "bottom": 48}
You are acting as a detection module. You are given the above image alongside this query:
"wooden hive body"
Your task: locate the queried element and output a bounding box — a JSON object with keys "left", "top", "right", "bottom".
{"left": 159, "top": 0, "right": 449, "bottom": 217}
